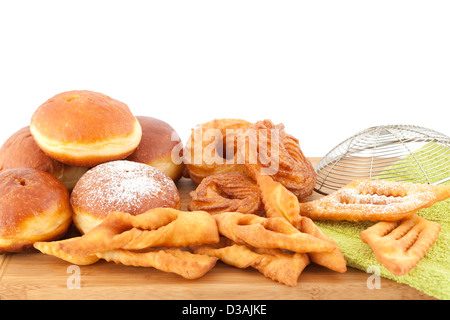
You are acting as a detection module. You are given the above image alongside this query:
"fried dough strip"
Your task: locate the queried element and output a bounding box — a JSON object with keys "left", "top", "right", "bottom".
{"left": 254, "top": 174, "right": 301, "bottom": 228}
{"left": 188, "top": 172, "right": 264, "bottom": 215}
{"left": 193, "top": 238, "right": 309, "bottom": 286}
{"left": 300, "top": 179, "right": 450, "bottom": 221}
{"left": 213, "top": 212, "right": 335, "bottom": 253}
{"left": 254, "top": 174, "right": 346, "bottom": 272}
{"left": 34, "top": 239, "right": 100, "bottom": 265}
{"left": 59, "top": 208, "right": 219, "bottom": 256}
{"left": 253, "top": 173, "right": 346, "bottom": 272}
{"left": 360, "top": 214, "right": 441, "bottom": 276}
{"left": 298, "top": 217, "right": 347, "bottom": 273}
{"left": 97, "top": 249, "right": 218, "bottom": 280}
{"left": 34, "top": 240, "right": 218, "bottom": 280}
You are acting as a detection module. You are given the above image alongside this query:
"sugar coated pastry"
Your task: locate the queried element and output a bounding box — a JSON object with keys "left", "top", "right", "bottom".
{"left": 0, "top": 126, "right": 88, "bottom": 190}
{"left": 126, "top": 116, "right": 184, "bottom": 182}
{"left": 300, "top": 179, "right": 450, "bottom": 221}
{"left": 30, "top": 90, "right": 142, "bottom": 167}
{"left": 70, "top": 160, "right": 181, "bottom": 234}
{"left": 0, "top": 168, "right": 72, "bottom": 253}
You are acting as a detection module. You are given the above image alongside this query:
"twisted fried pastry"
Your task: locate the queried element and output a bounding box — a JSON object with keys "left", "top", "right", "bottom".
{"left": 59, "top": 208, "right": 220, "bottom": 256}
{"left": 97, "top": 249, "right": 218, "bottom": 280}
{"left": 213, "top": 212, "right": 336, "bottom": 253}
{"left": 239, "top": 120, "right": 316, "bottom": 200}
{"left": 34, "top": 239, "right": 218, "bottom": 280}
{"left": 360, "top": 214, "right": 441, "bottom": 276}
{"left": 254, "top": 173, "right": 301, "bottom": 228}
{"left": 34, "top": 239, "right": 101, "bottom": 266}
{"left": 300, "top": 179, "right": 450, "bottom": 221}
{"left": 253, "top": 174, "right": 346, "bottom": 272}
{"left": 193, "top": 237, "right": 310, "bottom": 287}
{"left": 34, "top": 207, "right": 220, "bottom": 280}
{"left": 188, "top": 172, "right": 264, "bottom": 215}
{"left": 298, "top": 217, "right": 347, "bottom": 273}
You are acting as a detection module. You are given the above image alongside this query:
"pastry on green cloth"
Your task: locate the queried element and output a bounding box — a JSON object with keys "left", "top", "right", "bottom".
{"left": 314, "top": 142, "right": 450, "bottom": 299}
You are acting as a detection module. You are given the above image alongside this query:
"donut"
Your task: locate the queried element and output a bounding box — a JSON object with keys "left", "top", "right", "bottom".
{"left": 0, "top": 126, "right": 88, "bottom": 190}
{"left": 183, "top": 119, "right": 251, "bottom": 184}
{"left": 30, "top": 90, "right": 142, "bottom": 167}
{"left": 70, "top": 160, "right": 181, "bottom": 234}
{"left": 125, "top": 116, "right": 184, "bottom": 182}
{"left": 0, "top": 168, "right": 72, "bottom": 253}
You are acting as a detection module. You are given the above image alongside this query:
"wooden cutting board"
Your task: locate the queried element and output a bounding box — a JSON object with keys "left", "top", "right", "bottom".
{"left": 0, "top": 158, "right": 436, "bottom": 300}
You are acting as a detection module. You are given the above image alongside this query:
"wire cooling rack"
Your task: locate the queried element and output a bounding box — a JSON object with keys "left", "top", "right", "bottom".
{"left": 314, "top": 125, "right": 450, "bottom": 195}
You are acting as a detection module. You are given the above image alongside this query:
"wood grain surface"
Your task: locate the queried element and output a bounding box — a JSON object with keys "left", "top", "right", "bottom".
{"left": 0, "top": 158, "right": 436, "bottom": 300}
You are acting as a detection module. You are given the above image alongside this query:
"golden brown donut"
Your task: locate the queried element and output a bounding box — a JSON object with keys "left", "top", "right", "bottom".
{"left": 0, "top": 126, "right": 88, "bottom": 190}
{"left": 30, "top": 90, "right": 142, "bottom": 167}
{"left": 183, "top": 119, "right": 251, "bottom": 184}
{"left": 125, "top": 116, "right": 184, "bottom": 182}
{"left": 0, "top": 168, "right": 72, "bottom": 253}
{"left": 70, "top": 160, "right": 181, "bottom": 234}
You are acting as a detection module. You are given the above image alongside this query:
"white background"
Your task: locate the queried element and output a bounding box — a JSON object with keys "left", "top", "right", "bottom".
{"left": 0, "top": 1, "right": 449, "bottom": 158}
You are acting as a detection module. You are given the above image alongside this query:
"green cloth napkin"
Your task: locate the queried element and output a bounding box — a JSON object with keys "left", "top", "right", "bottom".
{"left": 315, "top": 143, "right": 450, "bottom": 300}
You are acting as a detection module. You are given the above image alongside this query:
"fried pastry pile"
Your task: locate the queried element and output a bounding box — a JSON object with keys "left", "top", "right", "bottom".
{"left": 253, "top": 173, "right": 347, "bottom": 274}
{"left": 34, "top": 117, "right": 448, "bottom": 283}
{"left": 183, "top": 118, "right": 345, "bottom": 285}
{"left": 184, "top": 119, "right": 316, "bottom": 201}
{"left": 188, "top": 171, "right": 348, "bottom": 285}
{"left": 189, "top": 166, "right": 449, "bottom": 278}
{"left": 189, "top": 170, "right": 348, "bottom": 285}
{"left": 34, "top": 202, "right": 340, "bottom": 285}
{"left": 301, "top": 179, "right": 450, "bottom": 276}
{"left": 34, "top": 208, "right": 220, "bottom": 280}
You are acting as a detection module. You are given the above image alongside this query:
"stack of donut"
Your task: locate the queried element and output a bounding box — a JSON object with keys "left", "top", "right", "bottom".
{"left": 0, "top": 90, "right": 184, "bottom": 253}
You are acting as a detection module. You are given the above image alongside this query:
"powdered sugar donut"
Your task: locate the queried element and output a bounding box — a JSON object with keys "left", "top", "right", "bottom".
{"left": 70, "top": 160, "right": 181, "bottom": 234}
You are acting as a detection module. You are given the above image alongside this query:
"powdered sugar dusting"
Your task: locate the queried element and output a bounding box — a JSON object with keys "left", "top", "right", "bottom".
{"left": 71, "top": 160, "right": 179, "bottom": 215}
{"left": 333, "top": 179, "right": 435, "bottom": 213}
{"left": 338, "top": 189, "right": 405, "bottom": 206}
